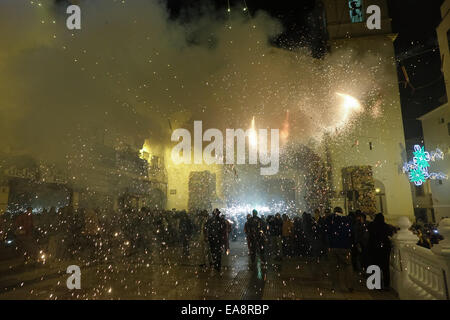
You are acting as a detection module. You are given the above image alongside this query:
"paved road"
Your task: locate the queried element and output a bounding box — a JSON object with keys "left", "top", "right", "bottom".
{"left": 0, "top": 239, "right": 398, "bottom": 300}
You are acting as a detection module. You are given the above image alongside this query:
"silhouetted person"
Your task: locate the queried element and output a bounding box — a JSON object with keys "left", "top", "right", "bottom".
{"left": 368, "top": 213, "right": 395, "bottom": 289}
{"left": 325, "top": 207, "right": 354, "bottom": 292}
{"left": 198, "top": 210, "right": 211, "bottom": 268}
{"left": 302, "top": 212, "right": 314, "bottom": 256}
{"left": 179, "top": 210, "right": 193, "bottom": 258}
{"left": 313, "top": 208, "right": 321, "bottom": 222}
{"left": 14, "top": 207, "right": 36, "bottom": 264}
{"left": 205, "top": 208, "right": 226, "bottom": 272}
{"left": 316, "top": 210, "right": 328, "bottom": 257}
{"left": 221, "top": 214, "right": 232, "bottom": 255}
{"left": 282, "top": 214, "right": 293, "bottom": 257}
{"left": 84, "top": 208, "right": 101, "bottom": 261}
{"left": 353, "top": 211, "right": 369, "bottom": 272}
{"left": 293, "top": 216, "right": 304, "bottom": 256}
{"left": 246, "top": 209, "right": 267, "bottom": 268}
{"left": 269, "top": 213, "right": 282, "bottom": 260}
{"left": 244, "top": 214, "right": 253, "bottom": 256}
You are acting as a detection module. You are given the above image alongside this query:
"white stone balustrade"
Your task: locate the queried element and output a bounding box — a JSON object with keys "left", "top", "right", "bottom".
{"left": 390, "top": 216, "right": 450, "bottom": 300}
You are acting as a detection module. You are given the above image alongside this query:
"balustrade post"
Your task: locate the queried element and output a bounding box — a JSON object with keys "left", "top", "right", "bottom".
{"left": 431, "top": 218, "right": 450, "bottom": 256}
{"left": 390, "top": 216, "right": 418, "bottom": 299}
{"left": 431, "top": 218, "right": 450, "bottom": 299}
{"left": 392, "top": 216, "right": 418, "bottom": 244}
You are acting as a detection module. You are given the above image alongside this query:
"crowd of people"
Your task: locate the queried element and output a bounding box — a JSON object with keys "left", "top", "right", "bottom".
{"left": 2, "top": 204, "right": 439, "bottom": 292}
{"left": 241, "top": 207, "right": 398, "bottom": 291}
{"left": 1, "top": 206, "right": 207, "bottom": 265}
{"left": 411, "top": 219, "right": 443, "bottom": 249}
{"left": 0, "top": 206, "right": 241, "bottom": 272}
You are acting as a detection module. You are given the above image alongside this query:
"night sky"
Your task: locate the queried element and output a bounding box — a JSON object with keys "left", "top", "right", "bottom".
{"left": 389, "top": 0, "right": 446, "bottom": 141}
{"left": 167, "top": 0, "right": 447, "bottom": 141}
{"left": 166, "top": 0, "right": 324, "bottom": 53}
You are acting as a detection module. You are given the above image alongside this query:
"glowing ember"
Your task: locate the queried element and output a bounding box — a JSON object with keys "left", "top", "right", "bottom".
{"left": 249, "top": 116, "right": 257, "bottom": 147}
{"left": 335, "top": 92, "right": 362, "bottom": 128}
{"left": 280, "top": 110, "right": 289, "bottom": 144}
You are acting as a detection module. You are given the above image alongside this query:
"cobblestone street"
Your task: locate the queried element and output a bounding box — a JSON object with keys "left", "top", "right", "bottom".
{"left": 0, "top": 239, "right": 398, "bottom": 300}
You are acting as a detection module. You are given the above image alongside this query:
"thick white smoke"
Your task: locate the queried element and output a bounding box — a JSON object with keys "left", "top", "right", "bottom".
{"left": 0, "top": 0, "right": 390, "bottom": 164}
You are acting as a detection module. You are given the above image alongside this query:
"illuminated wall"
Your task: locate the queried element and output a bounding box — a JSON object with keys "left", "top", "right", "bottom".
{"left": 322, "top": 0, "right": 415, "bottom": 219}
{"left": 437, "top": 0, "right": 450, "bottom": 98}
{"left": 164, "top": 146, "right": 224, "bottom": 211}
{"left": 420, "top": 107, "right": 450, "bottom": 221}
{"left": 419, "top": 0, "right": 450, "bottom": 221}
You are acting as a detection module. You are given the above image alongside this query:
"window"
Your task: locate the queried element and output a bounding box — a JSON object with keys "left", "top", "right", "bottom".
{"left": 348, "top": 0, "right": 364, "bottom": 23}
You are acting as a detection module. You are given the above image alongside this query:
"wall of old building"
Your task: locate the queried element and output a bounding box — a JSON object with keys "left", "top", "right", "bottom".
{"left": 437, "top": 0, "right": 450, "bottom": 97}
{"left": 322, "top": 0, "right": 414, "bottom": 220}
{"left": 420, "top": 105, "right": 450, "bottom": 221}
{"left": 419, "top": 0, "right": 450, "bottom": 222}
{"left": 164, "top": 146, "right": 224, "bottom": 211}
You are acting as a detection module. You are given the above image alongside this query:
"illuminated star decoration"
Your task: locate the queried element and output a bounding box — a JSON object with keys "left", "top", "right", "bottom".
{"left": 409, "top": 167, "right": 428, "bottom": 186}
{"left": 412, "top": 145, "right": 430, "bottom": 170}
{"left": 403, "top": 145, "right": 448, "bottom": 186}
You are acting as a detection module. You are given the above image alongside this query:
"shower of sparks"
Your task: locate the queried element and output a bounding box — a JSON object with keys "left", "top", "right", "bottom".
{"left": 0, "top": 0, "right": 415, "bottom": 301}
{"left": 280, "top": 110, "right": 289, "bottom": 144}
{"left": 249, "top": 116, "right": 257, "bottom": 147}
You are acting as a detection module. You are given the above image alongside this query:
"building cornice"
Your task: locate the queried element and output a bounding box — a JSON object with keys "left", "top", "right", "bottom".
{"left": 417, "top": 103, "right": 449, "bottom": 121}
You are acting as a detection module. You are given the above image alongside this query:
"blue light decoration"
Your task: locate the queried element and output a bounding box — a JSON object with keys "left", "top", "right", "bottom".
{"left": 348, "top": 0, "right": 364, "bottom": 23}
{"left": 403, "top": 145, "right": 448, "bottom": 186}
